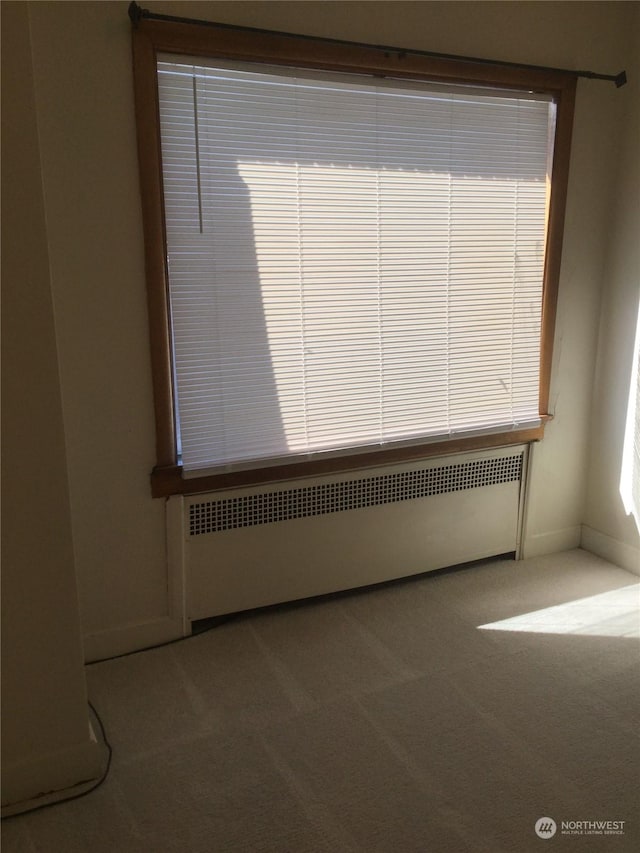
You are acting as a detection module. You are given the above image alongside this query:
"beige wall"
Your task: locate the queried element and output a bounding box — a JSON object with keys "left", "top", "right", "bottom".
{"left": 16, "top": 1, "right": 638, "bottom": 656}
{"left": 584, "top": 6, "right": 640, "bottom": 571}
{"left": 1, "top": 1, "right": 101, "bottom": 807}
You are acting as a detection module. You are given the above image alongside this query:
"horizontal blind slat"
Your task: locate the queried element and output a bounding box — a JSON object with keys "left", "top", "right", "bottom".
{"left": 158, "top": 58, "right": 553, "bottom": 471}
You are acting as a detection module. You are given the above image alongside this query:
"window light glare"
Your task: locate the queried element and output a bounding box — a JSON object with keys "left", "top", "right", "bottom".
{"left": 620, "top": 298, "right": 640, "bottom": 531}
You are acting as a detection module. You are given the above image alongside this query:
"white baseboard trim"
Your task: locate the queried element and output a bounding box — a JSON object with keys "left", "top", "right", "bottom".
{"left": 83, "top": 616, "right": 186, "bottom": 663}
{"left": 83, "top": 498, "right": 190, "bottom": 663}
{"left": 166, "top": 494, "right": 188, "bottom": 634}
{"left": 581, "top": 525, "right": 640, "bottom": 576}
{"left": 521, "top": 525, "right": 582, "bottom": 559}
{"left": 1, "top": 737, "right": 103, "bottom": 816}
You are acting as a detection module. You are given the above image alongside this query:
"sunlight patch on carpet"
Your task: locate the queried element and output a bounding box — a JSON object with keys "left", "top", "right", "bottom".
{"left": 478, "top": 584, "right": 640, "bottom": 638}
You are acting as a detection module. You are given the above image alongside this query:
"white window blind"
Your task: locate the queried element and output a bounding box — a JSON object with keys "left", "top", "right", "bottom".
{"left": 157, "top": 57, "right": 555, "bottom": 474}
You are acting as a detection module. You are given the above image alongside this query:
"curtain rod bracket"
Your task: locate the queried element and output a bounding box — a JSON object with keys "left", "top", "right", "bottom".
{"left": 128, "top": 1, "right": 145, "bottom": 27}
{"left": 127, "top": 1, "right": 627, "bottom": 88}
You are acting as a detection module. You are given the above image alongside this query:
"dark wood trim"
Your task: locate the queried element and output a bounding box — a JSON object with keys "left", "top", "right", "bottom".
{"left": 132, "top": 27, "right": 176, "bottom": 467}
{"left": 151, "top": 426, "right": 546, "bottom": 498}
{"left": 539, "top": 76, "right": 577, "bottom": 415}
{"left": 129, "top": 4, "right": 625, "bottom": 87}
{"left": 131, "top": 16, "right": 573, "bottom": 498}
{"left": 137, "top": 18, "right": 573, "bottom": 95}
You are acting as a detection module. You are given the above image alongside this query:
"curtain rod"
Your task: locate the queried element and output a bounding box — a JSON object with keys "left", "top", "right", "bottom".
{"left": 128, "top": 2, "right": 626, "bottom": 88}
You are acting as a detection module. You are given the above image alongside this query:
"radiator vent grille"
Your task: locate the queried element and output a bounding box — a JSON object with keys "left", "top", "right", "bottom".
{"left": 189, "top": 453, "right": 522, "bottom": 536}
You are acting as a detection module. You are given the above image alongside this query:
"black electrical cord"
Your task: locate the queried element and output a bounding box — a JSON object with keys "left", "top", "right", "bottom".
{"left": 3, "top": 556, "right": 506, "bottom": 816}
{"left": 1, "top": 702, "right": 112, "bottom": 820}
{"left": 86, "top": 634, "right": 195, "bottom": 666}
{"left": 3, "top": 618, "right": 242, "bottom": 815}
{"left": 85, "top": 616, "right": 229, "bottom": 666}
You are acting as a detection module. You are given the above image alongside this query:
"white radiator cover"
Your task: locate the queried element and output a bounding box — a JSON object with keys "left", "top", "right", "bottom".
{"left": 179, "top": 446, "right": 528, "bottom": 622}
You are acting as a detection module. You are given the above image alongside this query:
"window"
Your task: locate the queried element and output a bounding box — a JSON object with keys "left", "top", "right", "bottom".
{"left": 131, "top": 18, "right": 576, "bottom": 497}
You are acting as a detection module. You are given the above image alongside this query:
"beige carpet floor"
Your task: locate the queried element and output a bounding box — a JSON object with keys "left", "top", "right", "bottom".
{"left": 3, "top": 548, "right": 639, "bottom": 852}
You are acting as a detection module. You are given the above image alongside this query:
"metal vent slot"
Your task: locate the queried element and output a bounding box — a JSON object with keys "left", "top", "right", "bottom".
{"left": 189, "top": 453, "right": 522, "bottom": 536}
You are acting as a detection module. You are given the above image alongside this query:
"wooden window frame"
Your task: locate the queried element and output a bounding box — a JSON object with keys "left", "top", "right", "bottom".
{"left": 131, "top": 18, "right": 576, "bottom": 498}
